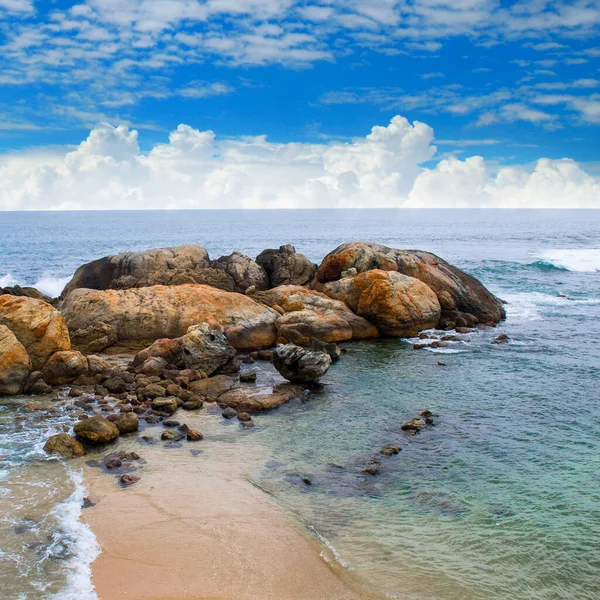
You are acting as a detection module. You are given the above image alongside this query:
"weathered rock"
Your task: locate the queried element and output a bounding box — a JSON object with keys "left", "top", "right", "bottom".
{"left": 133, "top": 340, "right": 182, "bottom": 369}
{"left": 141, "top": 383, "right": 167, "bottom": 399}
{"left": 251, "top": 285, "right": 378, "bottom": 345}
{"left": 219, "top": 383, "right": 304, "bottom": 412}
{"left": 211, "top": 252, "right": 269, "bottom": 293}
{"left": 221, "top": 407, "right": 237, "bottom": 419}
{"left": 181, "top": 396, "right": 204, "bottom": 410}
{"left": 237, "top": 412, "right": 252, "bottom": 422}
{"left": 86, "top": 355, "right": 114, "bottom": 376}
{"left": 0, "top": 285, "right": 52, "bottom": 303}
{"left": 61, "top": 245, "right": 212, "bottom": 296}
{"left": 43, "top": 433, "right": 86, "bottom": 458}
{"left": 0, "top": 325, "right": 31, "bottom": 395}
{"left": 42, "top": 351, "right": 89, "bottom": 385}
{"left": 150, "top": 397, "right": 178, "bottom": 414}
{"left": 492, "top": 333, "right": 509, "bottom": 344}
{"left": 186, "top": 429, "right": 203, "bottom": 441}
{"left": 70, "top": 322, "right": 118, "bottom": 353}
{"left": 272, "top": 343, "right": 331, "bottom": 384}
{"left": 104, "top": 376, "right": 127, "bottom": 394}
{"left": 181, "top": 324, "right": 238, "bottom": 376}
{"left": 317, "top": 270, "right": 441, "bottom": 337}
{"left": 309, "top": 338, "right": 342, "bottom": 362}
{"left": 256, "top": 245, "right": 317, "bottom": 287}
{"left": 379, "top": 445, "right": 401, "bottom": 456}
{"left": 314, "top": 242, "right": 505, "bottom": 325}
{"left": 189, "top": 375, "right": 237, "bottom": 401}
{"left": 0, "top": 295, "right": 70, "bottom": 370}
{"left": 400, "top": 418, "right": 425, "bottom": 433}
{"left": 161, "top": 429, "right": 185, "bottom": 441}
{"left": 74, "top": 415, "right": 119, "bottom": 444}
{"left": 120, "top": 474, "right": 140, "bottom": 486}
{"left": 59, "top": 284, "right": 279, "bottom": 351}
{"left": 115, "top": 412, "right": 139, "bottom": 434}
{"left": 239, "top": 371, "right": 257, "bottom": 383}
{"left": 362, "top": 459, "right": 381, "bottom": 475}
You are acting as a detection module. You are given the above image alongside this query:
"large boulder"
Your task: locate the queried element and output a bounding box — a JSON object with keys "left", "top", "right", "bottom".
{"left": 251, "top": 285, "right": 378, "bottom": 345}
{"left": 73, "top": 415, "right": 119, "bottom": 445}
{"left": 319, "top": 270, "right": 441, "bottom": 337}
{"left": 41, "top": 350, "right": 89, "bottom": 385}
{"left": 0, "top": 295, "right": 70, "bottom": 370}
{"left": 211, "top": 252, "right": 269, "bottom": 293}
{"left": 313, "top": 242, "right": 505, "bottom": 325}
{"left": 61, "top": 245, "right": 212, "bottom": 296}
{"left": 256, "top": 245, "right": 316, "bottom": 287}
{"left": 43, "top": 433, "right": 86, "bottom": 458}
{"left": 0, "top": 325, "right": 31, "bottom": 395}
{"left": 59, "top": 284, "right": 279, "bottom": 351}
{"left": 182, "top": 324, "right": 238, "bottom": 375}
{"left": 272, "top": 343, "right": 332, "bottom": 384}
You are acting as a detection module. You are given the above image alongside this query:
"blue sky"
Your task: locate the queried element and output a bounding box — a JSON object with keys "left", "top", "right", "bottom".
{"left": 1, "top": 1, "right": 599, "bottom": 210}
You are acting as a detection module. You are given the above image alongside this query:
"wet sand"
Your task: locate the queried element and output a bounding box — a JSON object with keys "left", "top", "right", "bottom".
{"left": 82, "top": 449, "right": 372, "bottom": 600}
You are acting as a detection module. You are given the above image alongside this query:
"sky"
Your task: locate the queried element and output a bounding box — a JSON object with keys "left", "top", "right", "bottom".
{"left": 0, "top": 0, "right": 599, "bottom": 209}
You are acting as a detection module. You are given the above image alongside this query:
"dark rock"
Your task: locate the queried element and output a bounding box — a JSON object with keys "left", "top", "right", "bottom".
{"left": 302, "top": 477, "right": 312, "bottom": 485}
{"left": 379, "top": 444, "right": 401, "bottom": 456}
{"left": 119, "top": 474, "right": 140, "bottom": 486}
{"left": 256, "top": 244, "right": 317, "bottom": 287}
{"left": 273, "top": 343, "right": 331, "bottom": 383}
{"left": 309, "top": 338, "right": 342, "bottom": 361}
{"left": 221, "top": 407, "right": 237, "bottom": 419}
{"left": 239, "top": 371, "right": 257, "bottom": 383}
{"left": 104, "top": 376, "right": 127, "bottom": 394}
{"left": 211, "top": 251, "right": 269, "bottom": 293}
{"left": 492, "top": 333, "right": 509, "bottom": 344}
{"left": 237, "top": 412, "right": 252, "bottom": 422}
{"left": 401, "top": 418, "right": 426, "bottom": 433}
{"left": 362, "top": 459, "right": 381, "bottom": 475}
{"left": 163, "top": 419, "right": 180, "bottom": 427}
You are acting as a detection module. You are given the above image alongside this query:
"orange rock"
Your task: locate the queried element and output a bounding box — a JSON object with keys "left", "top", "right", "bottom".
{"left": 0, "top": 325, "right": 32, "bottom": 395}
{"left": 0, "top": 295, "right": 70, "bottom": 370}
{"left": 319, "top": 270, "right": 441, "bottom": 337}
{"left": 59, "top": 284, "right": 278, "bottom": 351}
{"left": 251, "top": 285, "right": 378, "bottom": 345}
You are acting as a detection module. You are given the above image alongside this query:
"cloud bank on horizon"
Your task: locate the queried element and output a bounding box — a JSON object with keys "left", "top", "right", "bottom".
{"left": 0, "top": 0, "right": 599, "bottom": 208}
{"left": 1, "top": 116, "right": 599, "bottom": 210}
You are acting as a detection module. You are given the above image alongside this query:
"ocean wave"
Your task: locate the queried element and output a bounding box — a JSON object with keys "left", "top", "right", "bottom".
{"left": 531, "top": 249, "right": 600, "bottom": 273}
{"left": 504, "top": 291, "right": 600, "bottom": 322}
{"left": 0, "top": 273, "right": 71, "bottom": 298}
{"left": 50, "top": 469, "right": 100, "bottom": 600}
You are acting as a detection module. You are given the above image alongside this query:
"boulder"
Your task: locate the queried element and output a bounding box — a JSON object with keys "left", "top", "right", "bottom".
{"left": 61, "top": 245, "right": 212, "bottom": 296}
{"left": 189, "top": 374, "right": 237, "bottom": 401}
{"left": 0, "top": 285, "right": 53, "bottom": 303}
{"left": 272, "top": 343, "right": 332, "bottom": 384}
{"left": 69, "top": 322, "right": 118, "bottom": 353}
{"left": 181, "top": 324, "right": 238, "bottom": 376}
{"left": 211, "top": 252, "right": 269, "bottom": 293}
{"left": 317, "top": 270, "right": 441, "bottom": 337}
{"left": 115, "top": 413, "right": 139, "bottom": 434}
{"left": 256, "top": 245, "right": 317, "bottom": 287}
{"left": 59, "top": 284, "right": 279, "bottom": 351}
{"left": 0, "top": 295, "right": 70, "bottom": 370}
{"left": 43, "top": 433, "right": 86, "bottom": 458}
{"left": 150, "top": 397, "right": 178, "bottom": 414}
{"left": 87, "top": 355, "right": 114, "bottom": 376}
{"left": 73, "top": 415, "right": 119, "bottom": 444}
{"left": 42, "top": 351, "right": 89, "bottom": 385}
{"left": 250, "top": 285, "right": 378, "bottom": 345}
{"left": 133, "top": 338, "right": 183, "bottom": 368}
{"left": 219, "top": 383, "right": 305, "bottom": 412}
{"left": 139, "top": 356, "right": 168, "bottom": 376}
{"left": 313, "top": 242, "right": 505, "bottom": 325}
{"left": 0, "top": 325, "right": 32, "bottom": 395}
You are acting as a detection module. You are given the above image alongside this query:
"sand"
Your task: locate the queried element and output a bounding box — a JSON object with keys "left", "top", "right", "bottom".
{"left": 82, "top": 452, "right": 374, "bottom": 600}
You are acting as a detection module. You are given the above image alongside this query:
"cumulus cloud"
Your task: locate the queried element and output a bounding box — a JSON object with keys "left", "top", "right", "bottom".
{"left": 0, "top": 115, "right": 598, "bottom": 210}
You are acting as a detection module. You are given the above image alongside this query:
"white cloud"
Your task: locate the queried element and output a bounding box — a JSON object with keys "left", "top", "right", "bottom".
{"left": 1, "top": 115, "right": 598, "bottom": 210}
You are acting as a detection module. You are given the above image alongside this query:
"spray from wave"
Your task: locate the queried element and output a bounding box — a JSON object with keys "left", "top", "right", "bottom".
{"left": 531, "top": 249, "right": 600, "bottom": 273}
{"left": 0, "top": 273, "right": 71, "bottom": 298}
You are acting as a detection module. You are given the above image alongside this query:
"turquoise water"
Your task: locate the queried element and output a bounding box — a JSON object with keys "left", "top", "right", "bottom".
{"left": 1, "top": 209, "right": 599, "bottom": 599}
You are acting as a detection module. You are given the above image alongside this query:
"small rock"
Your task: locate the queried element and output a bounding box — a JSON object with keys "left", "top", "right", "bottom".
{"left": 379, "top": 444, "right": 401, "bottom": 457}
{"left": 82, "top": 497, "right": 95, "bottom": 509}
{"left": 437, "top": 360, "right": 447, "bottom": 366}
{"left": 413, "top": 343, "right": 428, "bottom": 350}
{"left": 119, "top": 474, "right": 140, "bottom": 486}
{"left": 186, "top": 429, "right": 203, "bottom": 441}
{"left": 400, "top": 418, "right": 426, "bottom": 433}
{"left": 237, "top": 412, "right": 252, "bottom": 422}
{"left": 221, "top": 407, "right": 237, "bottom": 419}
{"left": 302, "top": 477, "right": 312, "bottom": 485}
{"left": 161, "top": 429, "right": 185, "bottom": 441}
{"left": 362, "top": 460, "right": 381, "bottom": 475}
{"left": 491, "top": 333, "right": 509, "bottom": 344}
{"left": 163, "top": 419, "right": 180, "bottom": 427}
{"left": 455, "top": 327, "right": 472, "bottom": 334}
{"left": 239, "top": 372, "right": 257, "bottom": 383}
{"left": 104, "top": 457, "right": 122, "bottom": 469}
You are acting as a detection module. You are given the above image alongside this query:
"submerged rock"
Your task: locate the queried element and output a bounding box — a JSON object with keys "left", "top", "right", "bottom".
{"left": 43, "top": 433, "right": 86, "bottom": 458}
{"left": 400, "top": 418, "right": 426, "bottom": 433}
{"left": 74, "top": 415, "right": 120, "bottom": 444}
{"left": 272, "top": 343, "right": 332, "bottom": 383}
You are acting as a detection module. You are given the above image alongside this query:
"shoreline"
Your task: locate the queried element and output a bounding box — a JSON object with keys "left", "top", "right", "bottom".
{"left": 81, "top": 448, "right": 377, "bottom": 600}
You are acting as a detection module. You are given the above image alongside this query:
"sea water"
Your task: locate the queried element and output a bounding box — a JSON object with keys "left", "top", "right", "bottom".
{"left": 0, "top": 209, "right": 599, "bottom": 599}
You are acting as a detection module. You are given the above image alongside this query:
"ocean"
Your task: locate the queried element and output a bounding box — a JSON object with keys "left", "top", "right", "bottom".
{"left": 1, "top": 209, "right": 599, "bottom": 599}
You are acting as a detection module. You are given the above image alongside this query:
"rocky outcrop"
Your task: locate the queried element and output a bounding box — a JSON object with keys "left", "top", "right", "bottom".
{"left": 256, "top": 245, "right": 317, "bottom": 287}
{"left": 313, "top": 242, "right": 505, "bottom": 325}
{"left": 41, "top": 350, "right": 89, "bottom": 385}
{"left": 73, "top": 415, "right": 119, "bottom": 445}
{"left": 250, "top": 285, "right": 378, "bottom": 345}
{"left": 272, "top": 343, "right": 332, "bottom": 383}
{"left": 59, "top": 284, "right": 279, "bottom": 351}
{"left": 43, "top": 433, "right": 86, "bottom": 458}
{"left": 0, "top": 295, "right": 71, "bottom": 370}
{"left": 61, "top": 245, "right": 212, "bottom": 297}
{"left": 188, "top": 374, "right": 237, "bottom": 400}
{"left": 0, "top": 325, "right": 31, "bottom": 395}
{"left": 211, "top": 252, "right": 268, "bottom": 293}
{"left": 182, "top": 324, "right": 238, "bottom": 375}
{"left": 69, "top": 322, "right": 117, "bottom": 353}
{"left": 318, "top": 270, "right": 441, "bottom": 337}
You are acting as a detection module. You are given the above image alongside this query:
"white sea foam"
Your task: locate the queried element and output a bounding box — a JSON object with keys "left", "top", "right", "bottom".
{"left": 504, "top": 291, "right": 600, "bottom": 322}
{"left": 0, "top": 273, "right": 71, "bottom": 297}
{"left": 50, "top": 470, "right": 100, "bottom": 600}
{"left": 536, "top": 249, "right": 600, "bottom": 272}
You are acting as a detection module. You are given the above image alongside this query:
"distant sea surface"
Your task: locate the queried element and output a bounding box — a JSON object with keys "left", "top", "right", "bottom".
{"left": 1, "top": 209, "right": 599, "bottom": 600}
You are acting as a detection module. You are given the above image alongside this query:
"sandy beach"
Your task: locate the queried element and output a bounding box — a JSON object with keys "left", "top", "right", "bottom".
{"left": 82, "top": 441, "right": 373, "bottom": 600}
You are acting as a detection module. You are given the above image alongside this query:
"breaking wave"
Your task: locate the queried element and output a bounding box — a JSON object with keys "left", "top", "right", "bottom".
{"left": 0, "top": 273, "right": 71, "bottom": 298}
{"left": 531, "top": 249, "right": 600, "bottom": 273}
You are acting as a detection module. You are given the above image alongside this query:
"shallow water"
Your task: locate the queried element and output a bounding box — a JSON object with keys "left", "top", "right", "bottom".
{"left": 0, "top": 209, "right": 599, "bottom": 599}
